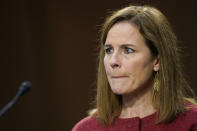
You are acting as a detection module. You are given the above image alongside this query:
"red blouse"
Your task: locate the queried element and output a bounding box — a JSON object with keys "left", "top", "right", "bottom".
{"left": 72, "top": 103, "right": 197, "bottom": 131}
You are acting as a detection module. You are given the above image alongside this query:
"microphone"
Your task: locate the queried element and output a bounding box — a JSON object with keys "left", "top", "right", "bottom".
{"left": 0, "top": 81, "right": 32, "bottom": 117}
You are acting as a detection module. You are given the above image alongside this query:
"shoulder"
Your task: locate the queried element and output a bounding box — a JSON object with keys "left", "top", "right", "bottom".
{"left": 177, "top": 102, "right": 197, "bottom": 121}
{"left": 185, "top": 102, "right": 197, "bottom": 117}
{"left": 72, "top": 116, "right": 103, "bottom": 131}
{"left": 184, "top": 103, "right": 197, "bottom": 130}
{"left": 152, "top": 103, "right": 197, "bottom": 130}
{"left": 174, "top": 102, "right": 197, "bottom": 129}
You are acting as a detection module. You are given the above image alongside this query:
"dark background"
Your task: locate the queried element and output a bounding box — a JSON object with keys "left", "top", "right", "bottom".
{"left": 0, "top": 0, "right": 197, "bottom": 130}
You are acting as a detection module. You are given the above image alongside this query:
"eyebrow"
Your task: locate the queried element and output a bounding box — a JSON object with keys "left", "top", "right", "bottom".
{"left": 104, "top": 43, "right": 136, "bottom": 48}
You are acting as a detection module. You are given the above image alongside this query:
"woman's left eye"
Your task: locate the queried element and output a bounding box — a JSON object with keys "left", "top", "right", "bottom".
{"left": 124, "top": 47, "right": 135, "bottom": 54}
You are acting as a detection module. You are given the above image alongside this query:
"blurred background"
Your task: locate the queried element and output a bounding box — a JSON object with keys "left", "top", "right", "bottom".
{"left": 0, "top": 0, "right": 197, "bottom": 130}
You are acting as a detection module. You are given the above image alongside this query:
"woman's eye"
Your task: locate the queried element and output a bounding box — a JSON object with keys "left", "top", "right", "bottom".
{"left": 105, "top": 48, "right": 113, "bottom": 54}
{"left": 124, "top": 47, "right": 135, "bottom": 54}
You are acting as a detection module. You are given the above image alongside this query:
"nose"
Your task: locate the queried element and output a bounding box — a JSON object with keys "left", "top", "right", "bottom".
{"left": 110, "top": 52, "right": 121, "bottom": 69}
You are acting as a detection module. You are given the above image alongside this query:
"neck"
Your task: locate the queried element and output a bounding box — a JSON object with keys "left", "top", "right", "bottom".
{"left": 120, "top": 86, "right": 155, "bottom": 119}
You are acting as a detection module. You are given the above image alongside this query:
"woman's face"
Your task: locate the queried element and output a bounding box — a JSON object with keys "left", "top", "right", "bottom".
{"left": 104, "top": 21, "right": 159, "bottom": 95}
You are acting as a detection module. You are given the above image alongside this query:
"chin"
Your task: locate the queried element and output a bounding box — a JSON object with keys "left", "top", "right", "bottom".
{"left": 111, "top": 85, "right": 137, "bottom": 95}
{"left": 111, "top": 87, "right": 127, "bottom": 95}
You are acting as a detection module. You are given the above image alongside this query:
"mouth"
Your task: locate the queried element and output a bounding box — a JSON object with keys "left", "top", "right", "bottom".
{"left": 111, "top": 76, "right": 128, "bottom": 78}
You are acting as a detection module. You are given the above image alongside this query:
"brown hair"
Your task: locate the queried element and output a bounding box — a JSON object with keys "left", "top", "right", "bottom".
{"left": 91, "top": 5, "right": 196, "bottom": 126}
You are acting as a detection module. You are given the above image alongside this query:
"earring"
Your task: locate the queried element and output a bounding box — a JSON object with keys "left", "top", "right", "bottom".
{"left": 153, "top": 72, "right": 159, "bottom": 92}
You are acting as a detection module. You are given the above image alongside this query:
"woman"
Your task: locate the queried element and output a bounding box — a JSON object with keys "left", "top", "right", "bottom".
{"left": 72, "top": 5, "right": 197, "bottom": 131}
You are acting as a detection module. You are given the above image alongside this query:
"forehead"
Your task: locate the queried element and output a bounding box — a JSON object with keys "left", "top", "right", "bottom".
{"left": 105, "top": 21, "right": 145, "bottom": 45}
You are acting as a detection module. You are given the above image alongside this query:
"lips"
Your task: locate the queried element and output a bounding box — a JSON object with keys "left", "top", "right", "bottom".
{"left": 111, "top": 76, "right": 128, "bottom": 78}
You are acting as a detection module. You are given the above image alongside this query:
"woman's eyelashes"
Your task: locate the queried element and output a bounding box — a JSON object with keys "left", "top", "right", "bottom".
{"left": 105, "top": 47, "right": 113, "bottom": 54}
{"left": 104, "top": 46, "right": 135, "bottom": 54}
{"left": 124, "top": 47, "right": 135, "bottom": 54}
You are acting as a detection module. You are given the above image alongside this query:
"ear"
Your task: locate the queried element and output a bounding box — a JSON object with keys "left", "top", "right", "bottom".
{"left": 153, "top": 56, "right": 160, "bottom": 71}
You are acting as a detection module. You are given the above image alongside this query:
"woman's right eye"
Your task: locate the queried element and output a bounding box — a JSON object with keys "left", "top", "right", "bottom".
{"left": 105, "top": 48, "right": 113, "bottom": 54}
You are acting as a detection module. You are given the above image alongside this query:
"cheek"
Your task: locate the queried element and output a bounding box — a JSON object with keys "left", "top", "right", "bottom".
{"left": 123, "top": 56, "right": 153, "bottom": 77}
{"left": 104, "top": 57, "right": 113, "bottom": 83}
{"left": 123, "top": 58, "right": 143, "bottom": 74}
{"left": 104, "top": 57, "right": 110, "bottom": 72}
